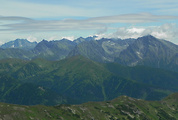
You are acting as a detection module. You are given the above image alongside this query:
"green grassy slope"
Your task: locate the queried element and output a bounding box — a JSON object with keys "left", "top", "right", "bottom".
{"left": 0, "top": 56, "right": 177, "bottom": 105}
{"left": 0, "top": 75, "right": 69, "bottom": 105}
{"left": 0, "top": 93, "right": 178, "bottom": 120}
{"left": 105, "top": 63, "right": 178, "bottom": 91}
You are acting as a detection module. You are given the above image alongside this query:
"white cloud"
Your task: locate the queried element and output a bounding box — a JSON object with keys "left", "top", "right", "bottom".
{"left": 48, "top": 36, "right": 58, "bottom": 41}
{"left": 1, "top": 13, "right": 177, "bottom": 33}
{"left": 0, "top": 13, "right": 178, "bottom": 44}
{"left": 147, "top": 23, "right": 178, "bottom": 42}
{"left": 107, "top": 27, "right": 145, "bottom": 39}
{"left": 27, "top": 36, "right": 37, "bottom": 42}
{"left": 47, "top": 36, "right": 75, "bottom": 41}
{"left": 127, "top": 28, "right": 145, "bottom": 34}
{"left": 0, "top": 18, "right": 105, "bottom": 32}
{"left": 88, "top": 13, "right": 178, "bottom": 23}
{"left": 61, "top": 36, "right": 75, "bottom": 41}
{"left": 98, "top": 23, "right": 178, "bottom": 44}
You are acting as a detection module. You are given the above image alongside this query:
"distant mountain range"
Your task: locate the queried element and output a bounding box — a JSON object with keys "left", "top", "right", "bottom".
{"left": 116, "top": 35, "right": 178, "bottom": 71}
{"left": 1, "top": 35, "right": 177, "bottom": 72}
{"left": 0, "top": 93, "right": 178, "bottom": 120}
{"left": 68, "top": 38, "right": 135, "bottom": 62}
{"left": 32, "top": 39, "right": 76, "bottom": 60}
{"left": 0, "top": 39, "right": 37, "bottom": 50}
{"left": 68, "top": 35, "right": 178, "bottom": 72}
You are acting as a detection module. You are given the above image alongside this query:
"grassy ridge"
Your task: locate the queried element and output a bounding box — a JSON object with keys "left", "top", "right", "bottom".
{"left": 19, "top": 56, "right": 175, "bottom": 103}
{"left": 0, "top": 56, "right": 177, "bottom": 105}
{"left": 0, "top": 75, "right": 68, "bottom": 105}
{"left": 0, "top": 93, "right": 178, "bottom": 120}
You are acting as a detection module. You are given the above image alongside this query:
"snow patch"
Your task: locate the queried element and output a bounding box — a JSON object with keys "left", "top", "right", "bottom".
{"left": 136, "top": 51, "right": 143, "bottom": 59}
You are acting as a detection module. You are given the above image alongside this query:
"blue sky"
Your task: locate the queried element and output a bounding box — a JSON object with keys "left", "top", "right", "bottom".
{"left": 0, "top": 0, "right": 178, "bottom": 44}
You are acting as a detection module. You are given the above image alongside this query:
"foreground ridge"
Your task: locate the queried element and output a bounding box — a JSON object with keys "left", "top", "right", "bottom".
{"left": 0, "top": 93, "right": 178, "bottom": 120}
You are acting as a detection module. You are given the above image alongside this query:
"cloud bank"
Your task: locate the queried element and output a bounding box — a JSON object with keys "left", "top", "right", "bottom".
{"left": 0, "top": 13, "right": 178, "bottom": 44}
{"left": 96, "top": 23, "right": 178, "bottom": 44}
{"left": 0, "top": 13, "right": 178, "bottom": 32}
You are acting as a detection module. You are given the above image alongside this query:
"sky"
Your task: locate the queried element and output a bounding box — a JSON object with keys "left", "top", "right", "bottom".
{"left": 0, "top": 0, "right": 178, "bottom": 44}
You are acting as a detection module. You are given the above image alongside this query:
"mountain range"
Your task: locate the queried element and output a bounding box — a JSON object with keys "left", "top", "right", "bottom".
{"left": 0, "top": 39, "right": 37, "bottom": 50}
{"left": 0, "top": 35, "right": 177, "bottom": 72}
{"left": 0, "top": 56, "right": 177, "bottom": 105}
{"left": 69, "top": 35, "right": 178, "bottom": 72}
{"left": 0, "top": 35, "right": 178, "bottom": 119}
{"left": 0, "top": 93, "right": 178, "bottom": 120}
